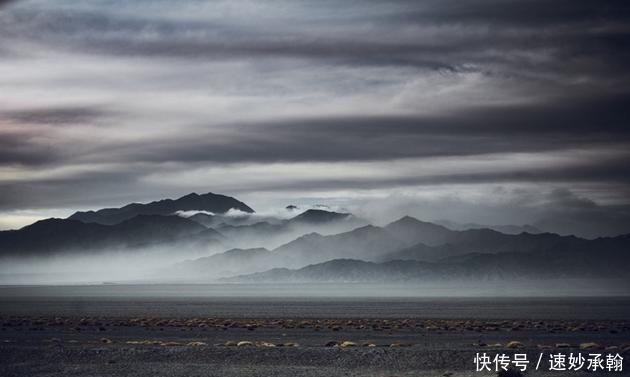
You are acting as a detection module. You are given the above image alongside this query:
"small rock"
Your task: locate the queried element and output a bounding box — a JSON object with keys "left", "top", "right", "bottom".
{"left": 224, "top": 341, "right": 238, "bottom": 347}
{"left": 340, "top": 341, "right": 357, "bottom": 347}
{"left": 160, "top": 341, "right": 182, "bottom": 346}
{"left": 324, "top": 341, "right": 339, "bottom": 347}
{"left": 555, "top": 343, "right": 571, "bottom": 348}
{"left": 389, "top": 342, "right": 412, "bottom": 347}
{"left": 580, "top": 342, "right": 601, "bottom": 350}
{"left": 362, "top": 342, "right": 376, "bottom": 347}
{"left": 100, "top": 338, "right": 113, "bottom": 344}
{"left": 506, "top": 341, "right": 524, "bottom": 349}
{"left": 187, "top": 341, "right": 207, "bottom": 347}
{"left": 256, "top": 341, "right": 276, "bottom": 348}
{"left": 237, "top": 341, "right": 253, "bottom": 347}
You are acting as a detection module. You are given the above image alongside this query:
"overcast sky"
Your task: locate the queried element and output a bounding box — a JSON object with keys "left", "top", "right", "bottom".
{"left": 1, "top": 0, "right": 629, "bottom": 236}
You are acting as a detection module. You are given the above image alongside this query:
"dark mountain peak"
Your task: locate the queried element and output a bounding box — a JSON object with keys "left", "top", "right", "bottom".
{"left": 385, "top": 216, "right": 454, "bottom": 246}
{"left": 290, "top": 209, "right": 350, "bottom": 223}
{"left": 69, "top": 191, "right": 254, "bottom": 225}
{"left": 180, "top": 192, "right": 200, "bottom": 199}
{"left": 348, "top": 224, "right": 381, "bottom": 234}
{"left": 297, "top": 232, "right": 324, "bottom": 240}
{"left": 0, "top": 213, "right": 221, "bottom": 256}
{"left": 18, "top": 217, "right": 103, "bottom": 233}
{"left": 387, "top": 216, "right": 446, "bottom": 229}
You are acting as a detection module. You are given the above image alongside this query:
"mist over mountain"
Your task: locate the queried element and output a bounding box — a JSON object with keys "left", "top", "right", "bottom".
{"left": 209, "top": 209, "right": 367, "bottom": 249}
{"left": 226, "top": 240, "right": 630, "bottom": 282}
{"left": 1, "top": 190, "right": 629, "bottom": 284}
{"left": 69, "top": 192, "right": 254, "bottom": 225}
{"left": 172, "top": 211, "right": 630, "bottom": 282}
{"left": 435, "top": 220, "right": 542, "bottom": 235}
{"left": 0, "top": 215, "right": 223, "bottom": 256}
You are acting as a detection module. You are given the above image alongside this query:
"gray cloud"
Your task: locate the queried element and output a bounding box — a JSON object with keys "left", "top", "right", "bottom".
{"left": 2, "top": 106, "right": 112, "bottom": 125}
{"left": 0, "top": 0, "right": 629, "bottom": 234}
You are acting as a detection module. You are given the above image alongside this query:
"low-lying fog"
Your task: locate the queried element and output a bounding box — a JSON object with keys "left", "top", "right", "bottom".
{"left": 1, "top": 206, "right": 628, "bottom": 298}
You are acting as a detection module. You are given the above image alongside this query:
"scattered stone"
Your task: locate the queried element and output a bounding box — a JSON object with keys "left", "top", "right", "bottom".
{"left": 340, "top": 341, "right": 357, "bottom": 347}
{"left": 506, "top": 341, "right": 524, "bottom": 349}
{"left": 186, "top": 341, "right": 207, "bottom": 347}
{"left": 390, "top": 342, "right": 412, "bottom": 347}
{"left": 160, "top": 341, "right": 182, "bottom": 346}
{"left": 100, "top": 338, "right": 113, "bottom": 344}
{"left": 258, "top": 341, "right": 277, "bottom": 348}
{"left": 281, "top": 342, "right": 299, "bottom": 347}
{"left": 324, "top": 341, "right": 339, "bottom": 347}
{"left": 555, "top": 343, "right": 571, "bottom": 348}
{"left": 236, "top": 341, "right": 253, "bottom": 347}
{"left": 579, "top": 342, "right": 600, "bottom": 350}
{"left": 224, "top": 341, "right": 238, "bottom": 347}
{"left": 362, "top": 342, "right": 376, "bottom": 347}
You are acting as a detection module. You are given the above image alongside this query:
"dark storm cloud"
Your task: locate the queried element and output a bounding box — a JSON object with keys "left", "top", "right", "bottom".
{"left": 0, "top": 129, "right": 58, "bottom": 166}
{"left": 0, "top": 0, "right": 629, "bottom": 232}
{"left": 205, "top": 155, "right": 630, "bottom": 193}
{"left": 1, "top": 0, "right": 628, "bottom": 76}
{"left": 2, "top": 106, "right": 112, "bottom": 125}
{"left": 101, "top": 92, "right": 630, "bottom": 164}
{"left": 0, "top": 169, "right": 144, "bottom": 211}
{"left": 0, "top": 105, "right": 115, "bottom": 166}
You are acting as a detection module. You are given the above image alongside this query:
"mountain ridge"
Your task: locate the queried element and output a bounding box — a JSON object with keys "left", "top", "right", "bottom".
{"left": 69, "top": 192, "right": 254, "bottom": 225}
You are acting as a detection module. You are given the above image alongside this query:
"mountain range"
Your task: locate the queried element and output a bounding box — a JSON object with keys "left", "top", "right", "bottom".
{"left": 69, "top": 192, "right": 254, "bottom": 225}
{"left": 1, "top": 191, "right": 629, "bottom": 283}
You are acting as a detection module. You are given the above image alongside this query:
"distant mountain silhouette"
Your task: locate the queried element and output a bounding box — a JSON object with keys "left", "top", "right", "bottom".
{"left": 187, "top": 213, "right": 219, "bottom": 228}
{"left": 273, "top": 224, "right": 405, "bottom": 266}
{"left": 384, "top": 216, "right": 455, "bottom": 246}
{"left": 225, "top": 245, "right": 630, "bottom": 282}
{"left": 377, "top": 242, "right": 463, "bottom": 263}
{"left": 209, "top": 209, "right": 366, "bottom": 249}
{"left": 383, "top": 216, "right": 601, "bottom": 255}
{"left": 69, "top": 192, "right": 254, "bottom": 225}
{"left": 435, "top": 220, "right": 542, "bottom": 235}
{"left": 173, "top": 222, "right": 404, "bottom": 277}
{"left": 0, "top": 214, "right": 223, "bottom": 256}
{"left": 290, "top": 209, "right": 351, "bottom": 224}
{"left": 179, "top": 215, "right": 630, "bottom": 281}
{"left": 223, "top": 259, "right": 462, "bottom": 282}
{"left": 170, "top": 247, "right": 273, "bottom": 278}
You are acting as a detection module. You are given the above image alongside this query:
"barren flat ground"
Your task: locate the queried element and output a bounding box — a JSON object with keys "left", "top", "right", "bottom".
{"left": 1, "top": 286, "right": 629, "bottom": 377}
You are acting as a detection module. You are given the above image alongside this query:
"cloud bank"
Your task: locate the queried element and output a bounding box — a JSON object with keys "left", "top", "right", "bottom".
{"left": 0, "top": 0, "right": 629, "bottom": 235}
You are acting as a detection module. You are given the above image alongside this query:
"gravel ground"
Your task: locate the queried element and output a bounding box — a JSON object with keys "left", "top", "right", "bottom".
{"left": 1, "top": 316, "right": 628, "bottom": 377}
